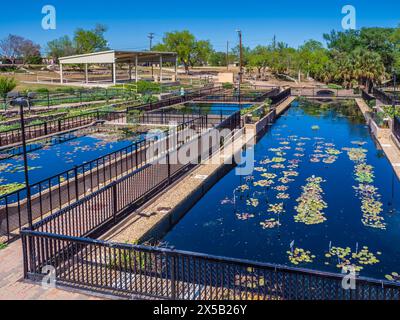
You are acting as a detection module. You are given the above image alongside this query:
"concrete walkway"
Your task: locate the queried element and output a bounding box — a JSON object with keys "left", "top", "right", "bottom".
{"left": 0, "top": 241, "right": 99, "bottom": 300}
{"left": 355, "top": 98, "right": 400, "bottom": 179}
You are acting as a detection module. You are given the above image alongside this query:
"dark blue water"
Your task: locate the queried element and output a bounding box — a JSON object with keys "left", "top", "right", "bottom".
{"left": 0, "top": 131, "right": 145, "bottom": 196}
{"left": 163, "top": 99, "right": 400, "bottom": 281}
{"left": 165, "top": 103, "right": 252, "bottom": 115}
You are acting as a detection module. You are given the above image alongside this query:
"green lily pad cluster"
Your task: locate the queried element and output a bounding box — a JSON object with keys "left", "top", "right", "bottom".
{"left": 268, "top": 203, "right": 285, "bottom": 214}
{"left": 311, "top": 125, "right": 320, "bottom": 130}
{"left": 236, "top": 213, "right": 255, "bottom": 221}
{"left": 294, "top": 176, "right": 328, "bottom": 225}
{"left": 287, "top": 248, "right": 316, "bottom": 265}
{"left": 253, "top": 180, "right": 274, "bottom": 187}
{"left": 346, "top": 148, "right": 368, "bottom": 162}
{"left": 355, "top": 163, "right": 375, "bottom": 183}
{"left": 260, "top": 218, "right": 281, "bottom": 229}
{"left": 247, "top": 198, "right": 259, "bottom": 207}
{"left": 0, "top": 183, "right": 25, "bottom": 196}
{"left": 325, "top": 246, "right": 381, "bottom": 272}
{"left": 347, "top": 148, "right": 385, "bottom": 230}
{"left": 385, "top": 272, "right": 400, "bottom": 282}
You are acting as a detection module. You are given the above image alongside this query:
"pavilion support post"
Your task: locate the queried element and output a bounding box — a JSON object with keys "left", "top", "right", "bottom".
{"left": 135, "top": 55, "right": 138, "bottom": 83}
{"left": 129, "top": 63, "right": 132, "bottom": 81}
{"left": 175, "top": 56, "right": 178, "bottom": 80}
{"left": 160, "top": 55, "right": 163, "bottom": 83}
{"left": 112, "top": 63, "right": 117, "bottom": 84}
{"left": 60, "top": 63, "right": 63, "bottom": 84}
{"left": 85, "top": 64, "right": 88, "bottom": 84}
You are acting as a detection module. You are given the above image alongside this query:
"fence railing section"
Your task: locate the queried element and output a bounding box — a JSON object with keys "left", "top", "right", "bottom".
{"left": 292, "top": 87, "right": 359, "bottom": 98}
{"left": 126, "top": 86, "right": 223, "bottom": 113}
{"left": 0, "top": 116, "right": 209, "bottom": 243}
{"left": 394, "top": 116, "right": 400, "bottom": 143}
{"left": 4, "top": 88, "right": 136, "bottom": 109}
{"left": 373, "top": 88, "right": 400, "bottom": 105}
{"left": 0, "top": 110, "right": 107, "bottom": 147}
{"left": 192, "top": 88, "right": 279, "bottom": 103}
{"left": 21, "top": 227, "right": 400, "bottom": 300}
{"left": 271, "top": 88, "right": 292, "bottom": 107}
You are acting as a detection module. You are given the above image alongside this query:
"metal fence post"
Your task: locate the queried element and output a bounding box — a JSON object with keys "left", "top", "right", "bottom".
{"left": 47, "top": 91, "right": 50, "bottom": 109}
{"left": 113, "top": 184, "right": 118, "bottom": 224}
{"left": 170, "top": 254, "right": 177, "bottom": 299}
{"left": 74, "top": 166, "right": 79, "bottom": 201}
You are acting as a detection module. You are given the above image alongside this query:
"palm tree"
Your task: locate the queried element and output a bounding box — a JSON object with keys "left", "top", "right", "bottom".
{"left": 0, "top": 76, "right": 17, "bottom": 110}
{"left": 354, "top": 50, "right": 386, "bottom": 92}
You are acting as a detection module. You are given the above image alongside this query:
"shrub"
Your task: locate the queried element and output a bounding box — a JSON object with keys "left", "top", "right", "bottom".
{"left": 136, "top": 81, "right": 161, "bottom": 94}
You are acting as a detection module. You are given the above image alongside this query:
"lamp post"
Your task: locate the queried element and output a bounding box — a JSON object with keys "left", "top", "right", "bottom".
{"left": 393, "top": 67, "right": 397, "bottom": 113}
{"left": 16, "top": 98, "right": 33, "bottom": 228}
{"left": 236, "top": 30, "right": 243, "bottom": 111}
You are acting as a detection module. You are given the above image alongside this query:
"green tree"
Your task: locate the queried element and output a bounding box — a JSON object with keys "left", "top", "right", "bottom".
{"left": 153, "top": 30, "right": 212, "bottom": 73}
{"left": 46, "top": 36, "right": 76, "bottom": 61}
{"left": 74, "top": 24, "right": 109, "bottom": 54}
{"left": 0, "top": 77, "right": 17, "bottom": 110}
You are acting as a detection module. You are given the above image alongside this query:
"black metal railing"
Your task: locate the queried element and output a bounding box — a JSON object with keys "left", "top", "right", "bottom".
{"left": 0, "top": 116, "right": 208, "bottom": 243}
{"left": 373, "top": 88, "right": 400, "bottom": 105}
{"left": 126, "top": 86, "right": 223, "bottom": 113}
{"left": 271, "top": 88, "right": 292, "bottom": 107}
{"left": 193, "top": 89, "right": 279, "bottom": 103}
{"left": 21, "top": 228, "right": 400, "bottom": 300}
{"left": 3, "top": 88, "right": 136, "bottom": 110}
{"left": 394, "top": 116, "right": 400, "bottom": 143}
{"left": 0, "top": 110, "right": 110, "bottom": 147}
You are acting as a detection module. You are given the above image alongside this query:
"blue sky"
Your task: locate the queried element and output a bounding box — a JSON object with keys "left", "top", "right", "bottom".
{"left": 1, "top": 0, "right": 399, "bottom": 52}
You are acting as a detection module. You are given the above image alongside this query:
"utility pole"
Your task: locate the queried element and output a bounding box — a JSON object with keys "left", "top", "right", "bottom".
{"left": 148, "top": 32, "right": 155, "bottom": 77}
{"left": 226, "top": 41, "right": 229, "bottom": 71}
{"left": 237, "top": 30, "right": 243, "bottom": 109}
{"left": 148, "top": 32, "right": 155, "bottom": 50}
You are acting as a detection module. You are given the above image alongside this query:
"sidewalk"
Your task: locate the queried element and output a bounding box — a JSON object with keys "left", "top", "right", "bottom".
{"left": 0, "top": 241, "right": 99, "bottom": 300}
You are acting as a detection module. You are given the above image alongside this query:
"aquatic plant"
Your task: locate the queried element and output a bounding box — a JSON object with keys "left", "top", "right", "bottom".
{"left": 253, "top": 180, "right": 274, "bottom": 187}
{"left": 268, "top": 203, "right": 285, "bottom": 214}
{"left": 247, "top": 198, "right": 259, "bottom": 207}
{"left": 236, "top": 213, "right": 255, "bottom": 221}
{"left": 254, "top": 167, "right": 267, "bottom": 173}
{"left": 325, "top": 246, "right": 381, "bottom": 272}
{"left": 311, "top": 125, "right": 320, "bottom": 130}
{"left": 0, "top": 183, "right": 25, "bottom": 196}
{"left": 287, "top": 248, "right": 315, "bottom": 265}
{"left": 237, "top": 185, "right": 249, "bottom": 192}
{"left": 278, "top": 177, "right": 294, "bottom": 184}
{"left": 294, "top": 176, "right": 328, "bottom": 225}
{"left": 271, "top": 157, "right": 286, "bottom": 163}
{"left": 355, "top": 163, "right": 375, "bottom": 183}
{"left": 283, "top": 170, "right": 299, "bottom": 177}
{"left": 347, "top": 148, "right": 368, "bottom": 162}
{"left": 385, "top": 272, "right": 400, "bottom": 282}
{"left": 260, "top": 218, "right": 281, "bottom": 229}
{"left": 326, "top": 148, "right": 341, "bottom": 156}
{"left": 323, "top": 156, "right": 337, "bottom": 164}
{"left": 261, "top": 173, "right": 277, "bottom": 180}
{"left": 275, "top": 185, "right": 289, "bottom": 192}
{"left": 271, "top": 164, "right": 285, "bottom": 169}
{"left": 276, "top": 193, "right": 290, "bottom": 200}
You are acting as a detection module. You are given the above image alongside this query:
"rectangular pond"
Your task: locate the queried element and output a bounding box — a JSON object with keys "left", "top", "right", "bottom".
{"left": 161, "top": 102, "right": 253, "bottom": 116}
{"left": 163, "top": 98, "right": 400, "bottom": 282}
{"left": 0, "top": 128, "right": 157, "bottom": 197}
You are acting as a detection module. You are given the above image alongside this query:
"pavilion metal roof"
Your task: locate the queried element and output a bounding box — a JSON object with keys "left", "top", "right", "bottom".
{"left": 59, "top": 50, "right": 177, "bottom": 64}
